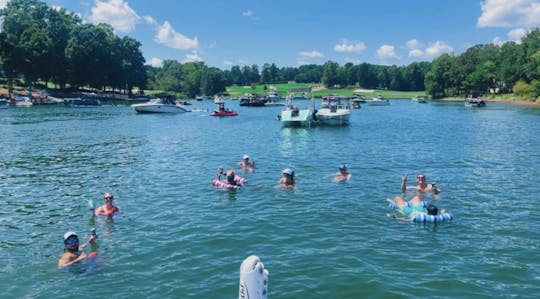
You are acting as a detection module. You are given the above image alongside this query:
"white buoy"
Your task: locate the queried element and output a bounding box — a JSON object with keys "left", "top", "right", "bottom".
{"left": 239, "top": 255, "right": 269, "bottom": 299}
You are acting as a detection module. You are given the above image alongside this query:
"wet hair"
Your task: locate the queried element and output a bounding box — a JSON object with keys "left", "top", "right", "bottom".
{"left": 426, "top": 204, "right": 438, "bottom": 215}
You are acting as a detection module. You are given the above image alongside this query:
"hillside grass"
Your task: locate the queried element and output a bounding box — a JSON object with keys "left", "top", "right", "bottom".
{"left": 226, "top": 83, "right": 425, "bottom": 99}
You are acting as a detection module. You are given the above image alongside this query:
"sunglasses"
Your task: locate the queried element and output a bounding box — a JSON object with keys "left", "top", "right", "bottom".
{"left": 417, "top": 176, "right": 425, "bottom": 179}
{"left": 104, "top": 196, "right": 114, "bottom": 200}
{"left": 65, "top": 236, "right": 79, "bottom": 245}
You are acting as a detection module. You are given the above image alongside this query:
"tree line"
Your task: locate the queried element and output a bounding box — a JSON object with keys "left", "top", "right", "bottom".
{"left": 0, "top": 0, "right": 146, "bottom": 95}
{"left": 2, "top": 0, "right": 540, "bottom": 100}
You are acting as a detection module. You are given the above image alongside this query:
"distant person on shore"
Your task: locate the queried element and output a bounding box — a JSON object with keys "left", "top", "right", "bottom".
{"left": 58, "top": 231, "right": 96, "bottom": 268}
{"left": 238, "top": 154, "right": 256, "bottom": 170}
{"left": 280, "top": 168, "right": 296, "bottom": 189}
{"left": 94, "top": 192, "right": 120, "bottom": 216}
{"left": 334, "top": 164, "right": 351, "bottom": 182}
{"left": 401, "top": 173, "right": 440, "bottom": 195}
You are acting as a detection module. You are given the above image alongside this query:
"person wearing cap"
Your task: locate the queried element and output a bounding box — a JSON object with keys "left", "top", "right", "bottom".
{"left": 280, "top": 168, "right": 296, "bottom": 189}
{"left": 238, "top": 154, "right": 255, "bottom": 169}
{"left": 401, "top": 173, "right": 440, "bottom": 194}
{"left": 334, "top": 164, "right": 352, "bottom": 182}
{"left": 94, "top": 192, "right": 120, "bottom": 216}
{"left": 58, "top": 231, "right": 96, "bottom": 268}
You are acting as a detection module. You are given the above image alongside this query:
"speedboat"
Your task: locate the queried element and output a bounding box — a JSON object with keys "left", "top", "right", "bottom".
{"left": 412, "top": 95, "right": 428, "bottom": 103}
{"left": 11, "top": 96, "right": 33, "bottom": 107}
{"left": 315, "top": 95, "right": 351, "bottom": 125}
{"left": 279, "top": 95, "right": 315, "bottom": 127}
{"left": 0, "top": 98, "right": 8, "bottom": 109}
{"left": 465, "top": 95, "right": 486, "bottom": 107}
{"left": 365, "top": 95, "right": 390, "bottom": 106}
{"left": 350, "top": 95, "right": 365, "bottom": 109}
{"left": 210, "top": 95, "right": 238, "bottom": 116}
{"left": 131, "top": 98, "right": 190, "bottom": 113}
{"left": 239, "top": 94, "right": 266, "bottom": 106}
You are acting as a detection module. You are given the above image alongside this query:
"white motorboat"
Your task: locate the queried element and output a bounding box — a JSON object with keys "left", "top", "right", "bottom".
{"left": 131, "top": 98, "right": 190, "bottom": 113}
{"left": 365, "top": 95, "right": 390, "bottom": 106}
{"left": 278, "top": 95, "right": 315, "bottom": 127}
{"left": 315, "top": 95, "right": 351, "bottom": 125}
{"left": 64, "top": 97, "right": 101, "bottom": 107}
{"left": 464, "top": 95, "right": 486, "bottom": 107}
{"left": 0, "top": 98, "right": 8, "bottom": 109}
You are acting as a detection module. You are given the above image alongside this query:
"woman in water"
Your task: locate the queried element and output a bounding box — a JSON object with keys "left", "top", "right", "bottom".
{"left": 94, "top": 192, "right": 120, "bottom": 216}
{"left": 238, "top": 154, "right": 256, "bottom": 170}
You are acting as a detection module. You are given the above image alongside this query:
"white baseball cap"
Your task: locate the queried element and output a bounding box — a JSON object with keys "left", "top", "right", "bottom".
{"left": 243, "top": 154, "right": 249, "bottom": 159}
{"left": 64, "top": 231, "right": 77, "bottom": 241}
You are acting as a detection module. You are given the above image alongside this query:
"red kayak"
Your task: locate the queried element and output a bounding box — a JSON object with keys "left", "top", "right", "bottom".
{"left": 210, "top": 110, "right": 238, "bottom": 116}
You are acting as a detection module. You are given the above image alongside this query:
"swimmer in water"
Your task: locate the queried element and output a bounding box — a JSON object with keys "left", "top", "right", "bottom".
{"left": 333, "top": 164, "right": 352, "bottom": 182}
{"left": 387, "top": 191, "right": 427, "bottom": 218}
{"left": 401, "top": 173, "right": 440, "bottom": 195}
{"left": 238, "top": 154, "right": 256, "bottom": 170}
{"left": 57, "top": 231, "right": 96, "bottom": 268}
{"left": 94, "top": 192, "right": 120, "bottom": 216}
{"left": 280, "top": 168, "right": 296, "bottom": 189}
{"left": 391, "top": 203, "right": 449, "bottom": 222}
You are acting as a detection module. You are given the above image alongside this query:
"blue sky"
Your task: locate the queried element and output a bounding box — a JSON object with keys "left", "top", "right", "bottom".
{"left": 4, "top": 0, "right": 539, "bottom": 69}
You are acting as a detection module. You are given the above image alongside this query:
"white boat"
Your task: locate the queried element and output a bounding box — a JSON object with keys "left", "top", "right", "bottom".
{"left": 0, "top": 98, "right": 8, "bottom": 109}
{"left": 278, "top": 95, "right": 315, "bottom": 127}
{"left": 315, "top": 95, "right": 351, "bottom": 125}
{"left": 131, "top": 98, "right": 190, "bottom": 113}
{"left": 465, "top": 95, "right": 486, "bottom": 107}
{"left": 12, "top": 96, "right": 33, "bottom": 107}
{"left": 365, "top": 95, "right": 390, "bottom": 106}
{"left": 412, "top": 95, "right": 428, "bottom": 103}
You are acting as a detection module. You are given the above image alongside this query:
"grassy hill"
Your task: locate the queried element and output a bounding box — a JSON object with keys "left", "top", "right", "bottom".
{"left": 226, "top": 83, "right": 424, "bottom": 99}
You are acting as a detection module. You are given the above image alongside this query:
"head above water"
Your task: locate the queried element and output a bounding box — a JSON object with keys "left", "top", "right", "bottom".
{"left": 282, "top": 168, "right": 293, "bottom": 176}
{"left": 427, "top": 204, "right": 438, "bottom": 215}
{"left": 417, "top": 173, "right": 426, "bottom": 181}
{"left": 339, "top": 164, "right": 348, "bottom": 172}
{"left": 243, "top": 154, "right": 249, "bottom": 160}
{"left": 63, "top": 231, "right": 79, "bottom": 251}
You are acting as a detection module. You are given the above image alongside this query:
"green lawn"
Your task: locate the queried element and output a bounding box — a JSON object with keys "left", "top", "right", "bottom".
{"left": 226, "top": 83, "right": 425, "bottom": 99}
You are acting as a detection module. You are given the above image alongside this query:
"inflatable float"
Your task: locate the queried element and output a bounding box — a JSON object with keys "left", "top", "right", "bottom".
{"left": 239, "top": 255, "right": 268, "bottom": 299}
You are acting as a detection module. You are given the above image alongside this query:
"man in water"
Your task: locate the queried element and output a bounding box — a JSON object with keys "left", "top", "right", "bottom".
{"left": 280, "top": 168, "right": 296, "bottom": 189}
{"left": 58, "top": 231, "right": 96, "bottom": 268}
{"left": 401, "top": 173, "right": 440, "bottom": 194}
{"left": 238, "top": 154, "right": 255, "bottom": 169}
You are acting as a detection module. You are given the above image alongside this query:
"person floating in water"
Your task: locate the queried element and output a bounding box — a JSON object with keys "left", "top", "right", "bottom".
{"left": 334, "top": 164, "right": 352, "bottom": 182}
{"left": 401, "top": 173, "right": 440, "bottom": 194}
{"left": 280, "top": 168, "right": 296, "bottom": 189}
{"left": 94, "top": 192, "right": 120, "bottom": 216}
{"left": 57, "top": 231, "right": 96, "bottom": 268}
{"left": 391, "top": 203, "right": 451, "bottom": 223}
{"left": 238, "top": 154, "right": 256, "bottom": 170}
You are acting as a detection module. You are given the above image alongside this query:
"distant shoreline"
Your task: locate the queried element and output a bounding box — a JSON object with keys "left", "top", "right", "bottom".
{"left": 436, "top": 97, "right": 540, "bottom": 107}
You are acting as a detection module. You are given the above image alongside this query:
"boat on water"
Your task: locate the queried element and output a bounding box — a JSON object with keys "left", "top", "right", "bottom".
{"left": 412, "top": 95, "right": 428, "bottom": 103}
{"left": 131, "top": 98, "right": 190, "bottom": 113}
{"left": 365, "top": 95, "right": 390, "bottom": 106}
{"left": 315, "top": 95, "right": 351, "bottom": 125}
{"left": 465, "top": 94, "right": 486, "bottom": 107}
{"left": 10, "top": 96, "right": 33, "bottom": 107}
{"left": 0, "top": 98, "right": 8, "bottom": 109}
{"left": 349, "top": 95, "right": 366, "bottom": 109}
{"left": 210, "top": 95, "right": 238, "bottom": 116}
{"left": 264, "top": 98, "right": 285, "bottom": 106}
{"left": 239, "top": 94, "right": 266, "bottom": 106}
{"left": 278, "top": 95, "right": 315, "bottom": 127}
{"left": 64, "top": 97, "right": 101, "bottom": 107}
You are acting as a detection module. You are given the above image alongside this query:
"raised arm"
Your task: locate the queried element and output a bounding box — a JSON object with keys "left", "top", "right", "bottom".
{"left": 401, "top": 174, "right": 408, "bottom": 192}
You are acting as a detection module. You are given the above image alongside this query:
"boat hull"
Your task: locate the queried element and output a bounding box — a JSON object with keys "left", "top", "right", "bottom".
{"left": 316, "top": 109, "right": 351, "bottom": 125}
{"left": 132, "top": 103, "right": 189, "bottom": 113}
{"left": 280, "top": 108, "right": 314, "bottom": 127}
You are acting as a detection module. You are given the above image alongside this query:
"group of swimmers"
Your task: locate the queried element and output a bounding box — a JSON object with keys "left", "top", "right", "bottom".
{"left": 58, "top": 192, "right": 121, "bottom": 268}
{"left": 214, "top": 154, "right": 352, "bottom": 190}
{"left": 387, "top": 173, "right": 452, "bottom": 222}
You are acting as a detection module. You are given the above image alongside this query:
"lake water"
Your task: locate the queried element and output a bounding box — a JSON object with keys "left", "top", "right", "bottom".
{"left": 1, "top": 99, "right": 539, "bottom": 298}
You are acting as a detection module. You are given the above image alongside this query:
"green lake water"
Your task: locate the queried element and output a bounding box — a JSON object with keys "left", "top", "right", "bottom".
{"left": 1, "top": 99, "right": 539, "bottom": 298}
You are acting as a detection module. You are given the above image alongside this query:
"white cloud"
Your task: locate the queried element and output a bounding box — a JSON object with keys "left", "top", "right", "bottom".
{"left": 143, "top": 15, "right": 157, "bottom": 25}
{"left": 334, "top": 39, "right": 366, "bottom": 53}
{"left": 508, "top": 27, "right": 527, "bottom": 43}
{"left": 242, "top": 10, "right": 258, "bottom": 20}
{"left": 297, "top": 60, "right": 311, "bottom": 65}
{"left": 478, "top": 0, "right": 540, "bottom": 28}
{"left": 298, "top": 50, "right": 324, "bottom": 58}
{"left": 376, "top": 45, "right": 399, "bottom": 61}
{"left": 492, "top": 36, "right": 504, "bottom": 46}
{"left": 409, "top": 49, "right": 425, "bottom": 57}
{"left": 147, "top": 57, "right": 163, "bottom": 67}
{"left": 183, "top": 51, "right": 203, "bottom": 63}
{"left": 89, "top": 0, "right": 140, "bottom": 33}
{"left": 406, "top": 39, "right": 423, "bottom": 50}
{"left": 425, "top": 41, "right": 453, "bottom": 56}
{"left": 223, "top": 60, "right": 233, "bottom": 67}
{"left": 155, "top": 21, "right": 198, "bottom": 50}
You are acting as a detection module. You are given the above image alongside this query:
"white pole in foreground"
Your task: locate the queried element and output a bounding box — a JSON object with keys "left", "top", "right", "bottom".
{"left": 239, "top": 255, "right": 269, "bottom": 299}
